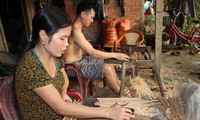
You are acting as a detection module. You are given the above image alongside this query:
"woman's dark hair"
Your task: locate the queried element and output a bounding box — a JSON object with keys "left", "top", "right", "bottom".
{"left": 76, "top": 1, "right": 95, "bottom": 16}
{"left": 24, "top": 6, "right": 72, "bottom": 53}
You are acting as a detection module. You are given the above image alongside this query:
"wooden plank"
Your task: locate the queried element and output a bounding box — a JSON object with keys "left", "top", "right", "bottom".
{"left": 104, "top": 58, "right": 123, "bottom": 64}
{"left": 95, "top": 98, "right": 158, "bottom": 109}
{"left": 120, "top": 45, "right": 152, "bottom": 60}
{"left": 121, "top": 45, "right": 151, "bottom": 53}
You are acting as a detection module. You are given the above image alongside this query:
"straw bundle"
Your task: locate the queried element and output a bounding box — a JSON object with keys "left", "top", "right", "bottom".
{"left": 126, "top": 76, "right": 155, "bottom": 100}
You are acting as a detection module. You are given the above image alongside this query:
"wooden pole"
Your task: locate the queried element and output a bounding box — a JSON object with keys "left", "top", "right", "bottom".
{"left": 20, "top": 0, "right": 35, "bottom": 42}
{"left": 0, "top": 17, "right": 8, "bottom": 52}
{"left": 140, "top": 0, "right": 145, "bottom": 33}
{"left": 155, "top": 0, "right": 165, "bottom": 97}
{"left": 155, "top": 0, "right": 163, "bottom": 71}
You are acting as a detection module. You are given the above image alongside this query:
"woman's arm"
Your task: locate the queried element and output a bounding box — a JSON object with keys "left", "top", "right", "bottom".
{"left": 61, "top": 68, "right": 72, "bottom": 103}
{"left": 33, "top": 83, "right": 134, "bottom": 119}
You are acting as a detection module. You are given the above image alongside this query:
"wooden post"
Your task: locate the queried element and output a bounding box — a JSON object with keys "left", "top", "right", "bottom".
{"left": 0, "top": 17, "right": 8, "bottom": 52}
{"left": 140, "top": 0, "right": 145, "bottom": 33}
{"left": 155, "top": 0, "right": 165, "bottom": 97}
{"left": 155, "top": 0, "right": 163, "bottom": 75}
{"left": 20, "top": 0, "right": 35, "bottom": 42}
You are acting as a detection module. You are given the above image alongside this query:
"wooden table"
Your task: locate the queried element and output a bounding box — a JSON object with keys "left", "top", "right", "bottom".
{"left": 104, "top": 58, "right": 135, "bottom": 97}
{"left": 104, "top": 45, "right": 165, "bottom": 97}
{"left": 120, "top": 45, "right": 165, "bottom": 97}
{"left": 82, "top": 97, "right": 156, "bottom": 120}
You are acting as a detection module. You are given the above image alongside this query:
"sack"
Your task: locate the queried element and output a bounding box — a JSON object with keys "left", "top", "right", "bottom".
{"left": 102, "top": 18, "right": 119, "bottom": 46}
{"left": 174, "top": 82, "right": 200, "bottom": 120}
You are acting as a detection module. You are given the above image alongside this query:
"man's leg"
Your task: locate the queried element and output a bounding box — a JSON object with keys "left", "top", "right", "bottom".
{"left": 75, "top": 56, "right": 120, "bottom": 94}
{"left": 103, "top": 63, "right": 120, "bottom": 94}
{"left": 110, "top": 64, "right": 121, "bottom": 86}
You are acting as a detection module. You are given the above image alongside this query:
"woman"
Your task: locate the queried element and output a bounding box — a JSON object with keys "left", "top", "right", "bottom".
{"left": 15, "top": 6, "right": 134, "bottom": 120}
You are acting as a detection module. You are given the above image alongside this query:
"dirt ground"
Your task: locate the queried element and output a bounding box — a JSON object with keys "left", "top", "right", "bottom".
{"left": 92, "top": 49, "right": 200, "bottom": 98}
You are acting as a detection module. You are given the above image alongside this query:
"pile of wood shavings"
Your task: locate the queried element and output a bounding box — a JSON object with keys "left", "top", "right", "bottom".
{"left": 125, "top": 76, "right": 155, "bottom": 100}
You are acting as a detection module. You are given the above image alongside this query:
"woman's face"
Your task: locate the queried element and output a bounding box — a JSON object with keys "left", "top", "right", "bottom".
{"left": 45, "top": 26, "right": 72, "bottom": 57}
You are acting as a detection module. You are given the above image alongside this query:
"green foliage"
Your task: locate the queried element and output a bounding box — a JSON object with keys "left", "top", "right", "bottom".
{"left": 145, "top": 14, "right": 155, "bottom": 25}
{"left": 195, "top": 0, "right": 200, "bottom": 18}
{"left": 183, "top": 0, "right": 200, "bottom": 34}
{"left": 184, "top": 16, "right": 194, "bottom": 34}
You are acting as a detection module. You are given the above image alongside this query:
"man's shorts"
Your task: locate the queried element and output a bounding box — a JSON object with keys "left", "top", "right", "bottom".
{"left": 74, "top": 56, "right": 104, "bottom": 80}
{"left": 66, "top": 56, "right": 104, "bottom": 80}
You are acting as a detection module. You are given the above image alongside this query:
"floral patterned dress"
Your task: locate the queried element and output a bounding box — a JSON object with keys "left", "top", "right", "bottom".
{"left": 15, "top": 49, "right": 65, "bottom": 120}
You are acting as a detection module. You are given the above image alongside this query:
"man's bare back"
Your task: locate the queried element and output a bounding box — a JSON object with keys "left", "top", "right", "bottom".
{"left": 64, "top": 35, "right": 83, "bottom": 63}
{"left": 65, "top": 24, "right": 87, "bottom": 63}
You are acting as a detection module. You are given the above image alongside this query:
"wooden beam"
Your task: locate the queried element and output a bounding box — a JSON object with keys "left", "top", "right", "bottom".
{"left": 0, "top": 17, "right": 8, "bottom": 52}
{"left": 140, "top": 0, "right": 145, "bottom": 33}
{"left": 155, "top": 0, "right": 163, "bottom": 74}
{"left": 21, "top": 0, "right": 35, "bottom": 42}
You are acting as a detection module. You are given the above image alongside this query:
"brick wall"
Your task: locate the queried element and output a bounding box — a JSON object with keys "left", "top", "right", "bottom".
{"left": 64, "top": 0, "right": 141, "bottom": 44}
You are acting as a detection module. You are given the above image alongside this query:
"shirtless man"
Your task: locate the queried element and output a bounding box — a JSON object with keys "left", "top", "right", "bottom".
{"left": 64, "top": 1, "right": 129, "bottom": 94}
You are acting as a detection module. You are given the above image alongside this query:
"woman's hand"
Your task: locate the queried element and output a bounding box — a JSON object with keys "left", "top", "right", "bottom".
{"left": 115, "top": 53, "right": 130, "bottom": 61}
{"left": 108, "top": 101, "right": 135, "bottom": 120}
{"left": 62, "top": 93, "right": 72, "bottom": 103}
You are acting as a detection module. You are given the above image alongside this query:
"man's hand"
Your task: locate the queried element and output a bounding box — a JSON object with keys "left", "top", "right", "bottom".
{"left": 115, "top": 53, "right": 130, "bottom": 61}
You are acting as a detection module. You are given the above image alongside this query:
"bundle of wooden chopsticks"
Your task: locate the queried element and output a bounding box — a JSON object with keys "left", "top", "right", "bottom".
{"left": 157, "top": 96, "right": 186, "bottom": 120}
